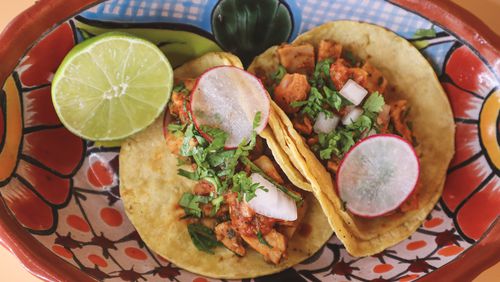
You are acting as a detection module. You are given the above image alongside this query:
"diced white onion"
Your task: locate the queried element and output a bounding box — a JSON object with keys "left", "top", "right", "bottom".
{"left": 342, "top": 107, "right": 364, "bottom": 125}
{"left": 314, "top": 112, "right": 340, "bottom": 134}
{"left": 246, "top": 173, "right": 297, "bottom": 221}
{"left": 339, "top": 79, "right": 368, "bottom": 105}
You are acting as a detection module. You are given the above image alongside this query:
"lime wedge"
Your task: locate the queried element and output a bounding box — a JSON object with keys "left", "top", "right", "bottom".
{"left": 52, "top": 32, "right": 173, "bottom": 141}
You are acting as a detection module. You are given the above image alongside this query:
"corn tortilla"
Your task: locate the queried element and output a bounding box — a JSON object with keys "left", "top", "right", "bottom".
{"left": 248, "top": 21, "right": 455, "bottom": 256}
{"left": 120, "top": 52, "right": 332, "bottom": 278}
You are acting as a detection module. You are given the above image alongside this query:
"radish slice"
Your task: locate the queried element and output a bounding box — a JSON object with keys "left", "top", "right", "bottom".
{"left": 314, "top": 112, "right": 340, "bottom": 134}
{"left": 336, "top": 134, "right": 420, "bottom": 218}
{"left": 342, "top": 107, "right": 363, "bottom": 125}
{"left": 247, "top": 173, "right": 297, "bottom": 221}
{"left": 339, "top": 79, "right": 368, "bottom": 105}
{"left": 190, "top": 66, "right": 270, "bottom": 148}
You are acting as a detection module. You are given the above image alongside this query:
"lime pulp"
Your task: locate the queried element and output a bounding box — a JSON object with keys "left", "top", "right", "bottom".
{"left": 51, "top": 32, "right": 173, "bottom": 141}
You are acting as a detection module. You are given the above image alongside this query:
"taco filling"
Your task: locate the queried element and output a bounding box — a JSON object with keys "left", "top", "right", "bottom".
{"left": 247, "top": 21, "right": 454, "bottom": 257}
{"left": 259, "top": 40, "right": 418, "bottom": 212}
{"left": 165, "top": 78, "right": 305, "bottom": 264}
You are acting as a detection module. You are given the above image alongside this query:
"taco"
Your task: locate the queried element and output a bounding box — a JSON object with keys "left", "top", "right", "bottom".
{"left": 120, "top": 52, "right": 332, "bottom": 279}
{"left": 248, "top": 21, "right": 455, "bottom": 256}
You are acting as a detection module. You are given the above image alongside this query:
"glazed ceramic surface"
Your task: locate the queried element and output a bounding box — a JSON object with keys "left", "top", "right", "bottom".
{"left": 0, "top": 0, "right": 498, "bottom": 281}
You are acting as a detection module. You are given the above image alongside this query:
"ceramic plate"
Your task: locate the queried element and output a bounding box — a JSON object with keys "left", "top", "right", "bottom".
{"left": 0, "top": 0, "right": 498, "bottom": 281}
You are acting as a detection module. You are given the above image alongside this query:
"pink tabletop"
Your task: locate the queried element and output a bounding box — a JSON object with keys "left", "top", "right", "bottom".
{"left": 0, "top": 0, "right": 498, "bottom": 281}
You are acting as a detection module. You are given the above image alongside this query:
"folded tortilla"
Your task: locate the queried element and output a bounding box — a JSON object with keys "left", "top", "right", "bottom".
{"left": 120, "top": 52, "right": 332, "bottom": 278}
{"left": 248, "top": 21, "right": 455, "bottom": 256}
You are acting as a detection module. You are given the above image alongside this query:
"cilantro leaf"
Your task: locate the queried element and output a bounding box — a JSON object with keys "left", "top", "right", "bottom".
{"left": 217, "top": 111, "right": 260, "bottom": 192}
{"left": 413, "top": 27, "right": 436, "bottom": 39}
{"left": 316, "top": 59, "right": 332, "bottom": 78}
{"left": 211, "top": 195, "right": 224, "bottom": 215}
{"left": 292, "top": 58, "right": 354, "bottom": 121}
{"left": 315, "top": 102, "right": 385, "bottom": 160}
{"left": 180, "top": 124, "right": 196, "bottom": 157}
{"left": 363, "top": 92, "right": 385, "bottom": 113}
{"left": 323, "top": 86, "right": 342, "bottom": 111}
{"left": 293, "top": 83, "right": 348, "bottom": 120}
{"left": 318, "top": 131, "right": 341, "bottom": 160}
{"left": 207, "top": 150, "right": 235, "bottom": 168}
{"left": 257, "top": 231, "right": 271, "bottom": 247}
{"left": 219, "top": 112, "right": 262, "bottom": 190}
{"left": 178, "top": 193, "right": 210, "bottom": 218}
{"left": 187, "top": 223, "right": 220, "bottom": 254}
{"left": 297, "top": 87, "right": 325, "bottom": 119}
{"left": 167, "top": 123, "right": 184, "bottom": 132}
{"left": 178, "top": 113, "right": 263, "bottom": 200}
{"left": 338, "top": 131, "right": 355, "bottom": 154}
{"left": 348, "top": 115, "right": 372, "bottom": 132}
{"left": 241, "top": 157, "right": 303, "bottom": 203}
{"left": 319, "top": 146, "right": 336, "bottom": 160}
{"left": 271, "top": 65, "right": 287, "bottom": 83}
{"left": 290, "top": 100, "right": 308, "bottom": 107}
{"left": 178, "top": 169, "right": 199, "bottom": 181}
{"left": 317, "top": 130, "right": 355, "bottom": 160}
{"left": 177, "top": 157, "right": 188, "bottom": 166}
{"left": 178, "top": 123, "right": 231, "bottom": 193}
{"left": 241, "top": 111, "right": 262, "bottom": 151}
{"left": 200, "top": 125, "right": 228, "bottom": 152}
{"left": 253, "top": 112, "right": 262, "bottom": 129}
{"left": 173, "top": 83, "right": 185, "bottom": 92}
{"left": 167, "top": 123, "right": 187, "bottom": 136}
{"left": 311, "top": 59, "right": 334, "bottom": 89}
{"left": 232, "top": 172, "right": 268, "bottom": 202}
{"left": 173, "top": 82, "right": 190, "bottom": 95}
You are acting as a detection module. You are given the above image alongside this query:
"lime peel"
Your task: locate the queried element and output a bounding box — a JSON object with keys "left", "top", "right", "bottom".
{"left": 52, "top": 32, "right": 173, "bottom": 141}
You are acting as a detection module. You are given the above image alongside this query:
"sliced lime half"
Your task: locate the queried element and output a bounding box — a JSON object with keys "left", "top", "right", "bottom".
{"left": 52, "top": 32, "right": 173, "bottom": 141}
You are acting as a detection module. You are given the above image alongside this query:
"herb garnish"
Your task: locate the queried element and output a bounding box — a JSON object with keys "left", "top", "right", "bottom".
{"left": 311, "top": 59, "right": 333, "bottom": 87}
{"left": 271, "top": 65, "right": 287, "bottom": 83}
{"left": 187, "top": 223, "right": 221, "bottom": 254}
{"left": 363, "top": 92, "right": 385, "bottom": 113}
{"left": 310, "top": 59, "right": 335, "bottom": 90}
{"left": 177, "top": 113, "right": 263, "bottom": 206}
{"left": 178, "top": 193, "right": 210, "bottom": 218}
{"left": 176, "top": 110, "right": 302, "bottom": 254}
{"left": 314, "top": 92, "right": 385, "bottom": 160}
{"left": 316, "top": 130, "right": 355, "bottom": 160}
{"left": 167, "top": 123, "right": 187, "bottom": 136}
{"left": 232, "top": 172, "right": 268, "bottom": 202}
{"left": 177, "top": 124, "right": 226, "bottom": 191}
{"left": 241, "top": 156, "right": 302, "bottom": 202}
{"left": 173, "top": 82, "right": 190, "bottom": 95}
{"left": 200, "top": 125, "right": 228, "bottom": 152}
{"left": 291, "top": 59, "right": 351, "bottom": 120}
{"left": 291, "top": 86, "right": 347, "bottom": 120}
{"left": 323, "top": 86, "right": 344, "bottom": 112}
{"left": 290, "top": 87, "right": 324, "bottom": 119}
{"left": 210, "top": 195, "right": 224, "bottom": 216}
{"left": 257, "top": 231, "right": 272, "bottom": 248}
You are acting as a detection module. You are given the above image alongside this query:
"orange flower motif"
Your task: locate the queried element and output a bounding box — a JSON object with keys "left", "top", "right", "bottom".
{"left": 441, "top": 44, "right": 499, "bottom": 242}
{"left": 0, "top": 23, "right": 85, "bottom": 234}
